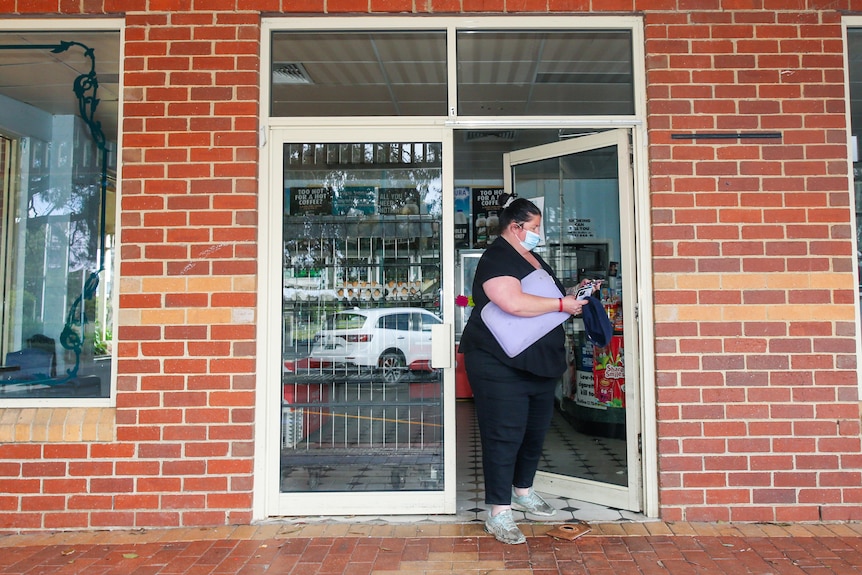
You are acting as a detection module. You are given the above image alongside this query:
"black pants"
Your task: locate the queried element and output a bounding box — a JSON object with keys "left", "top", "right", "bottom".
{"left": 464, "top": 348, "right": 557, "bottom": 506}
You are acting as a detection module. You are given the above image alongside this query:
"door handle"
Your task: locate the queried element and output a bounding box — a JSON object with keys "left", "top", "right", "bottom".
{"left": 430, "top": 323, "right": 453, "bottom": 369}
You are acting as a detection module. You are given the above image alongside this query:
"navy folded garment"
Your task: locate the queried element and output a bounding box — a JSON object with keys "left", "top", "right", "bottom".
{"left": 581, "top": 295, "right": 613, "bottom": 347}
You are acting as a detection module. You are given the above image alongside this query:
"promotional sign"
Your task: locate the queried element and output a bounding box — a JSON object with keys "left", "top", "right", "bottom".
{"left": 593, "top": 335, "right": 625, "bottom": 408}
{"left": 454, "top": 187, "right": 470, "bottom": 248}
{"left": 575, "top": 370, "right": 604, "bottom": 409}
{"left": 471, "top": 187, "right": 503, "bottom": 248}
{"left": 378, "top": 188, "right": 420, "bottom": 215}
{"left": 287, "top": 186, "right": 332, "bottom": 216}
{"left": 574, "top": 333, "right": 604, "bottom": 409}
{"left": 332, "top": 186, "right": 376, "bottom": 215}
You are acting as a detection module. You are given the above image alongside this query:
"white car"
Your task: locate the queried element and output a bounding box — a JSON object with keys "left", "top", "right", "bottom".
{"left": 309, "top": 307, "right": 442, "bottom": 382}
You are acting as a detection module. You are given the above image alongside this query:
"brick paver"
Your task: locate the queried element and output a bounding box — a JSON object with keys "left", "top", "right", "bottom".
{"left": 0, "top": 522, "right": 860, "bottom": 574}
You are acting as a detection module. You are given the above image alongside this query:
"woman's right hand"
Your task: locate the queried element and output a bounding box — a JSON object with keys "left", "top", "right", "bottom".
{"left": 560, "top": 294, "right": 587, "bottom": 316}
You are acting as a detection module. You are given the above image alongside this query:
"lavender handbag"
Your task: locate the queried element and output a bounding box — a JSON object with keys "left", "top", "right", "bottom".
{"left": 480, "top": 269, "right": 570, "bottom": 358}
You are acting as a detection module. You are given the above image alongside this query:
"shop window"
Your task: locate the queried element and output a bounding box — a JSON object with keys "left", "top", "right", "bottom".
{"left": 269, "top": 28, "right": 635, "bottom": 119}
{"left": 0, "top": 30, "right": 119, "bottom": 400}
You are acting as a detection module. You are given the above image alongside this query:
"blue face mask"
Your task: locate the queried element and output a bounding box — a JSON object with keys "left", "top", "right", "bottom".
{"left": 520, "top": 229, "right": 542, "bottom": 251}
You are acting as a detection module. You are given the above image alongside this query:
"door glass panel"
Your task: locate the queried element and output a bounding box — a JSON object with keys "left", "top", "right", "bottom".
{"left": 281, "top": 141, "right": 444, "bottom": 493}
{"left": 270, "top": 31, "right": 448, "bottom": 117}
{"left": 457, "top": 30, "right": 634, "bottom": 116}
{"left": 512, "top": 144, "right": 627, "bottom": 487}
{"left": 847, "top": 28, "right": 862, "bottom": 310}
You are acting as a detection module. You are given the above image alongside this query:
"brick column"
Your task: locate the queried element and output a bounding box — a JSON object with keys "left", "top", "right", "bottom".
{"left": 645, "top": 6, "right": 862, "bottom": 522}
{"left": 117, "top": 10, "right": 260, "bottom": 528}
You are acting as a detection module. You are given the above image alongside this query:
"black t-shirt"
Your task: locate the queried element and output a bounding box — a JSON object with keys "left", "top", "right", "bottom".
{"left": 459, "top": 237, "right": 568, "bottom": 378}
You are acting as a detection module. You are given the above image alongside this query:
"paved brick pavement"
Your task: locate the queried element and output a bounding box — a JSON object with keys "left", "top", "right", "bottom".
{"left": 1, "top": 521, "right": 861, "bottom": 574}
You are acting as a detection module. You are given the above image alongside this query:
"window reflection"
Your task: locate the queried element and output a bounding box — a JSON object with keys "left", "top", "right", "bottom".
{"left": 0, "top": 31, "right": 118, "bottom": 399}
{"left": 280, "top": 141, "right": 444, "bottom": 493}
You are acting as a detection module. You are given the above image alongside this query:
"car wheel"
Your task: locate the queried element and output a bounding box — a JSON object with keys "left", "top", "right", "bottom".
{"left": 378, "top": 351, "right": 407, "bottom": 383}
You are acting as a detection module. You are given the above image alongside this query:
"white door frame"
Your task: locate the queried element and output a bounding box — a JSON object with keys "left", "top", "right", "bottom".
{"left": 258, "top": 125, "right": 456, "bottom": 516}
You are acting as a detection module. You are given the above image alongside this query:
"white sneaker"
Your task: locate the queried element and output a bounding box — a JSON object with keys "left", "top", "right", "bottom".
{"left": 511, "top": 488, "right": 557, "bottom": 517}
{"left": 484, "top": 509, "right": 526, "bottom": 544}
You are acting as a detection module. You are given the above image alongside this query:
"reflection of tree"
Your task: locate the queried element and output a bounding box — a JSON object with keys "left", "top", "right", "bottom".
{"left": 19, "top": 146, "right": 102, "bottom": 378}
{"left": 27, "top": 182, "right": 101, "bottom": 274}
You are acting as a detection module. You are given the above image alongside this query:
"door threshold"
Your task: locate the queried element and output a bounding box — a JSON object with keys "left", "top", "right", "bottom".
{"left": 263, "top": 490, "right": 649, "bottom": 525}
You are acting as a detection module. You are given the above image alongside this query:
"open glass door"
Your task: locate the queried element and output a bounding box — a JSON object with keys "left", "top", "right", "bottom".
{"left": 503, "top": 128, "right": 641, "bottom": 511}
{"left": 267, "top": 126, "right": 455, "bottom": 515}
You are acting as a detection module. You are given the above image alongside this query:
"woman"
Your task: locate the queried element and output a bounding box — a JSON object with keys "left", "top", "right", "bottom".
{"left": 459, "top": 194, "right": 588, "bottom": 545}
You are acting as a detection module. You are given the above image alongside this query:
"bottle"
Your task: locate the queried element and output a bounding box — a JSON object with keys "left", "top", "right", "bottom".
{"left": 475, "top": 213, "right": 487, "bottom": 248}
{"left": 455, "top": 209, "right": 468, "bottom": 248}
{"left": 487, "top": 211, "right": 499, "bottom": 243}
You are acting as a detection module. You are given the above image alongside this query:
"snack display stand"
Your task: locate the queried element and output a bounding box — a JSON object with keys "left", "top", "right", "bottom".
{"left": 560, "top": 291, "right": 626, "bottom": 440}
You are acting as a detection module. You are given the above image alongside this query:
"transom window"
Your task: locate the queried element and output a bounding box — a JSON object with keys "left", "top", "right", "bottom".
{"left": 269, "top": 28, "right": 634, "bottom": 117}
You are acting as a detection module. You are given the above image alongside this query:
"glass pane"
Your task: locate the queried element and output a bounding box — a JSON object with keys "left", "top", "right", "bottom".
{"left": 0, "top": 31, "right": 118, "bottom": 399}
{"left": 847, "top": 28, "right": 862, "bottom": 307}
{"left": 512, "top": 144, "right": 627, "bottom": 486}
{"left": 280, "top": 140, "right": 444, "bottom": 493}
{"left": 457, "top": 30, "right": 634, "bottom": 116}
{"left": 270, "top": 31, "right": 448, "bottom": 117}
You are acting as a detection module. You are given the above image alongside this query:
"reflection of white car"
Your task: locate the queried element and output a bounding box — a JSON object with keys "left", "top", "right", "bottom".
{"left": 309, "top": 307, "right": 441, "bottom": 382}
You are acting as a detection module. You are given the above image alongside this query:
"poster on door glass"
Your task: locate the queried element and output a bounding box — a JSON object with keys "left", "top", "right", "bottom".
{"left": 378, "top": 188, "right": 420, "bottom": 215}
{"left": 287, "top": 186, "right": 332, "bottom": 216}
{"left": 332, "top": 186, "right": 376, "bottom": 216}
{"left": 454, "top": 187, "right": 470, "bottom": 248}
{"left": 471, "top": 187, "right": 503, "bottom": 248}
{"left": 594, "top": 335, "right": 625, "bottom": 408}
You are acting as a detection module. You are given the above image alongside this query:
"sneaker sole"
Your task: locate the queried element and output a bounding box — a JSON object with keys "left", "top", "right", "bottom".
{"left": 510, "top": 502, "right": 557, "bottom": 517}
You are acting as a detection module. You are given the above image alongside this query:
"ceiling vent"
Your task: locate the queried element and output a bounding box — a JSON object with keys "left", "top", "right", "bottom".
{"left": 272, "top": 62, "right": 313, "bottom": 85}
{"left": 463, "top": 130, "right": 516, "bottom": 142}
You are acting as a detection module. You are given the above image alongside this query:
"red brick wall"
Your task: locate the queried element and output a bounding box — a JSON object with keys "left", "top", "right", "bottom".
{"left": 0, "top": 0, "right": 859, "bottom": 530}
{"left": 1, "top": 5, "right": 262, "bottom": 531}
{"left": 645, "top": 5, "right": 862, "bottom": 522}
{"left": 115, "top": 9, "right": 261, "bottom": 529}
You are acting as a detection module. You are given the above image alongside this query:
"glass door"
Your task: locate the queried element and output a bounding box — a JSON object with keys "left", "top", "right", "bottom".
{"left": 266, "top": 127, "right": 455, "bottom": 515}
{"left": 503, "top": 128, "right": 642, "bottom": 511}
